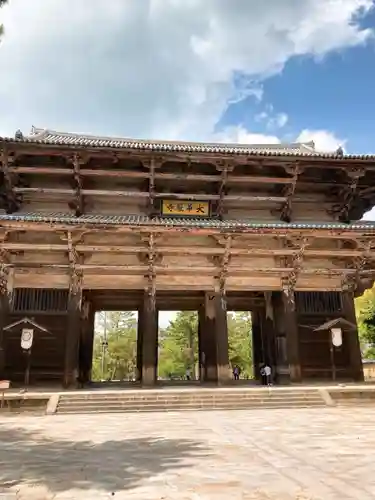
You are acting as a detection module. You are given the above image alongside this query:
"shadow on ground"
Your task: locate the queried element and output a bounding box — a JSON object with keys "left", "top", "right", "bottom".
{"left": 0, "top": 426, "right": 208, "bottom": 495}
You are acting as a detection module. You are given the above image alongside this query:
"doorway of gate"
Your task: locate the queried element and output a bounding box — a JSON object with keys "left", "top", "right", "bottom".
{"left": 91, "top": 311, "right": 138, "bottom": 383}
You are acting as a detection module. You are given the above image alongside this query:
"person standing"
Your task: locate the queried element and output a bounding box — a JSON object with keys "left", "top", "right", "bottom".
{"left": 263, "top": 364, "right": 272, "bottom": 386}
{"left": 233, "top": 365, "right": 240, "bottom": 381}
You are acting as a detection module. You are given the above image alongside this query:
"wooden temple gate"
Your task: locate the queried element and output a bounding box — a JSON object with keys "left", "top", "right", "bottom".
{"left": 0, "top": 128, "right": 375, "bottom": 386}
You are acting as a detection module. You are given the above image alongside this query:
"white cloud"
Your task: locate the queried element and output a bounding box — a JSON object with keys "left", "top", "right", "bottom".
{"left": 297, "top": 129, "right": 345, "bottom": 152}
{"left": 255, "top": 105, "right": 289, "bottom": 129}
{"left": 215, "top": 126, "right": 281, "bottom": 145}
{"left": 0, "top": 0, "right": 373, "bottom": 141}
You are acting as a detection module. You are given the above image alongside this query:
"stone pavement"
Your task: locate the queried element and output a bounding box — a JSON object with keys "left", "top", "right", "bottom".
{"left": 1, "top": 407, "right": 375, "bottom": 499}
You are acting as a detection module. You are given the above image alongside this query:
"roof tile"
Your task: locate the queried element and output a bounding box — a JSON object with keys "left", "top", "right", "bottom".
{"left": 1, "top": 127, "right": 371, "bottom": 159}
{"left": 0, "top": 212, "right": 374, "bottom": 231}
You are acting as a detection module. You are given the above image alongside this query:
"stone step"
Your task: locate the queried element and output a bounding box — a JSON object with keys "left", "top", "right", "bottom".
{"left": 56, "top": 393, "right": 326, "bottom": 414}
{"left": 59, "top": 392, "right": 322, "bottom": 402}
{"left": 58, "top": 398, "right": 324, "bottom": 409}
{"left": 57, "top": 402, "right": 326, "bottom": 414}
{"left": 58, "top": 395, "right": 324, "bottom": 407}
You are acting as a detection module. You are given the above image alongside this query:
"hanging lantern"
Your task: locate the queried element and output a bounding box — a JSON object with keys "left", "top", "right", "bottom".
{"left": 331, "top": 327, "right": 343, "bottom": 347}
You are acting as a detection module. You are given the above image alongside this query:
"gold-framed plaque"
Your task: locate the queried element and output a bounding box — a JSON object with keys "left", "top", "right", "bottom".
{"left": 161, "top": 200, "right": 210, "bottom": 217}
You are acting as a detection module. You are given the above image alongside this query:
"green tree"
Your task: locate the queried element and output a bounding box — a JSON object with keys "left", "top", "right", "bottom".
{"left": 158, "top": 311, "right": 198, "bottom": 379}
{"left": 228, "top": 312, "right": 253, "bottom": 378}
{"left": 158, "top": 310, "right": 253, "bottom": 380}
{"left": 0, "top": 0, "right": 8, "bottom": 39}
{"left": 92, "top": 311, "right": 137, "bottom": 381}
{"left": 356, "top": 287, "right": 375, "bottom": 359}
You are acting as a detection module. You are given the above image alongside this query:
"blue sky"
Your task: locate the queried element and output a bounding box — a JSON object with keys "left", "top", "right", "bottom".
{"left": 220, "top": 7, "right": 375, "bottom": 153}
{"left": 1, "top": 0, "right": 374, "bottom": 153}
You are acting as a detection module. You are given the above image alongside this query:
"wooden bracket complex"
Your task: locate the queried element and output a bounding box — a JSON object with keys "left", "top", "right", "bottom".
{"left": 282, "top": 236, "right": 310, "bottom": 309}
{"left": 334, "top": 167, "right": 366, "bottom": 222}
{"left": 0, "top": 147, "right": 19, "bottom": 214}
{"left": 67, "top": 231, "right": 83, "bottom": 303}
{"left": 69, "top": 154, "right": 85, "bottom": 217}
{"left": 214, "top": 161, "right": 234, "bottom": 218}
{"left": 143, "top": 157, "right": 163, "bottom": 216}
{"left": 280, "top": 164, "right": 304, "bottom": 223}
{"left": 218, "top": 235, "right": 232, "bottom": 294}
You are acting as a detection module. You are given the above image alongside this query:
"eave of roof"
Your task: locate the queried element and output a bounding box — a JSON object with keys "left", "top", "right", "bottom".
{"left": 1, "top": 126, "right": 374, "bottom": 160}
{"left": 1, "top": 213, "right": 375, "bottom": 231}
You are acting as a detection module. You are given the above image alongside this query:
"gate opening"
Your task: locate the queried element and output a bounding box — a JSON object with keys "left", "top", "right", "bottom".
{"left": 92, "top": 311, "right": 138, "bottom": 382}
{"left": 227, "top": 311, "right": 254, "bottom": 380}
{"left": 158, "top": 311, "right": 199, "bottom": 381}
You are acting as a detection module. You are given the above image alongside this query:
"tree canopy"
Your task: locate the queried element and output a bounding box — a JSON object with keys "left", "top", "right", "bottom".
{"left": 92, "top": 310, "right": 254, "bottom": 381}
{"left": 356, "top": 287, "right": 375, "bottom": 359}
{"left": 0, "top": 0, "right": 8, "bottom": 39}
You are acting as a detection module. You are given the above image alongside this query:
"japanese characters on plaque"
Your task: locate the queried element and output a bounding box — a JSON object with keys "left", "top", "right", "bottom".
{"left": 161, "top": 200, "right": 210, "bottom": 217}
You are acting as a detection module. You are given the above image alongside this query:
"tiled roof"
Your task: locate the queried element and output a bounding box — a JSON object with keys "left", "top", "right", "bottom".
{"left": 1, "top": 212, "right": 375, "bottom": 231}
{"left": 1, "top": 126, "right": 373, "bottom": 159}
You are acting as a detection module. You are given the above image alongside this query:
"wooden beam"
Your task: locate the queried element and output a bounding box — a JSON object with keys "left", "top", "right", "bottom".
{"left": 4, "top": 241, "right": 375, "bottom": 259}
{"left": 10, "top": 263, "right": 375, "bottom": 275}
{"left": 8, "top": 140, "right": 375, "bottom": 170}
{"left": 11, "top": 164, "right": 352, "bottom": 189}
{"left": 9, "top": 165, "right": 362, "bottom": 191}
{"left": 0, "top": 147, "right": 19, "bottom": 213}
{"left": 12, "top": 186, "right": 287, "bottom": 203}
{"left": 3, "top": 219, "right": 375, "bottom": 241}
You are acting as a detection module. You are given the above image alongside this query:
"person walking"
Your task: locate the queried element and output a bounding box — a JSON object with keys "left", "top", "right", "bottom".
{"left": 233, "top": 365, "right": 240, "bottom": 381}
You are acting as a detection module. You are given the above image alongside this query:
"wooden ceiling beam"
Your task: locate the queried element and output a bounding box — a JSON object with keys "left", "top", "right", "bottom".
{"left": 12, "top": 186, "right": 287, "bottom": 203}
{"left": 7, "top": 142, "right": 375, "bottom": 169}
{"left": 9, "top": 165, "right": 359, "bottom": 189}
{"left": 10, "top": 263, "right": 375, "bottom": 275}
{"left": 4, "top": 241, "right": 375, "bottom": 258}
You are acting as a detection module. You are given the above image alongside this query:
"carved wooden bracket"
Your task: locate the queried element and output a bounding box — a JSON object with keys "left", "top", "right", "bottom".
{"left": 68, "top": 154, "right": 85, "bottom": 217}
{"left": 141, "top": 158, "right": 163, "bottom": 215}
{"left": 0, "top": 147, "right": 19, "bottom": 214}
{"left": 281, "top": 236, "right": 310, "bottom": 309}
{"left": 279, "top": 164, "right": 304, "bottom": 222}
{"left": 332, "top": 166, "right": 366, "bottom": 222}
{"left": 141, "top": 233, "right": 157, "bottom": 299}
{"left": 0, "top": 249, "right": 10, "bottom": 297}
{"left": 67, "top": 231, "right": 83, "bottom": 301}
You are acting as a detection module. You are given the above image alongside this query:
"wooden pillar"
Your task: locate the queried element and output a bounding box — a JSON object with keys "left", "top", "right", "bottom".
{"left": 141, "top": 292, "right": 158, "bottom": 386}
{"left": 251, "top": 310, "right": 263, "bottom": 380}
{"left": 79, "top": 299, "right": 94, "bottom": 384}
{"left": 203, "top": 293, "right": 218, "bottom": 382}
{"left": 0, "top": 291, "right": 7, "bottom": 379}
{"left": 0, "top": 261, "right": 11, "bottom": 380}
{"left": 215, "top": 292, "right": 230, "bottom": 384}
{"left": 198, "top": 306, "right": 205, "bottom": 381}
{"left": 64, "top": 276, "right": 83, "bottom": 388}
{"left": 282, "top": 289, "right": 302, "bottom": 383}
{"left": 342, "top": 291, "right": 364, "bottom": 382}
{"left": 136, "top": 308, "right": 144, "bottom": 382}
{"left": 202, "top": 292, "right": 230, "bottom": 384}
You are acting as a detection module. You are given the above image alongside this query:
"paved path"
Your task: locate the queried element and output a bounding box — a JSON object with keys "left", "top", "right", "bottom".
{"left": 1, "top": 407, "right": 375, "bottom": 499}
